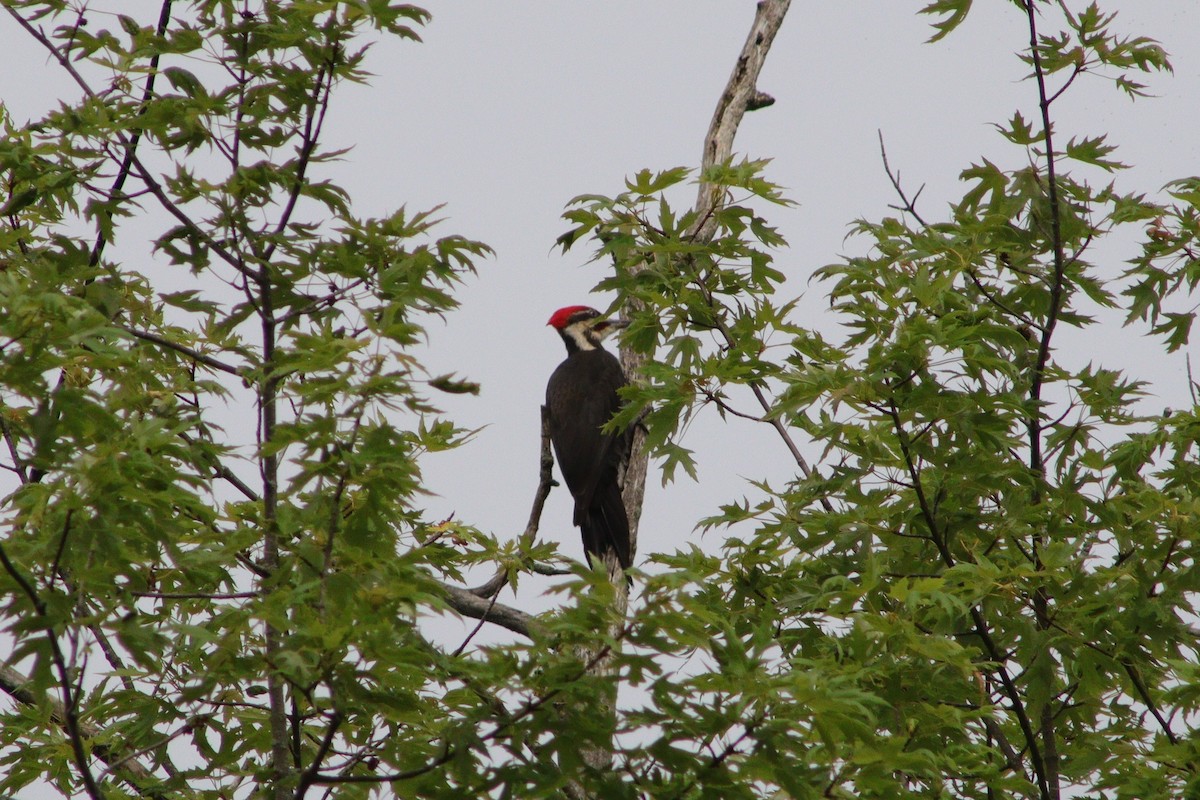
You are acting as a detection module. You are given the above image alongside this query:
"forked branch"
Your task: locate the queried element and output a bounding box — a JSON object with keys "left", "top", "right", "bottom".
{"left": 621, "top": 0, "right": 795, "bottom": 543}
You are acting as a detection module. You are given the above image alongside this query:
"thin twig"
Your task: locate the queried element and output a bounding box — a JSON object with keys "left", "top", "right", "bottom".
{"left": 703, "top": 389, "right": 767, "bottom": 422}
{"left": 1023, "top": 3, "right": 1069, "bottom": 796}
{"left": 690, "top": 276, "right": 833, "bottom": 512}
{"left": 180, "top": 430, "right": 260, "bottom": 501}
{"left": 669, "top": 717, "right": 762, "bottom": 799}
{"left": 451, "top": 589, "right": 502, "bottom": 658}
{"left": 90, "top": 0, "right": 175, "bottom": 268}
{"left": 467, "top": 405, "right": 558, "bottom": 599}
{"left": 122, "top": 325, "right": 245, "bottom": 377}
{"left": 878, "top": 131, "right": 930, "bottom": 228}
{"left": 95, "top": 714, "right": 206, "bottom": 782}
{"left": 260, "top": 36, "right": 338, "bottom": 264}
{"left": 133, "top": 589, "right": 260, "bottom": 600}
{"left": 966, "top": 268, "right": 1041, "bottom": 329}
{"left": 294, "top": 710, "right": 344, "bottom": 800}
{"left": 0, "top": 410, "right": 29, "bottom": 483}
{"left": 1025, "top": 0, "right": 1069, "bottom": 433}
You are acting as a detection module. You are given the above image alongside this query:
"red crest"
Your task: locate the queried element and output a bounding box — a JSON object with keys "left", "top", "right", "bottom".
{"left": 547, "top": 305, "right": 598, "bottom": 329}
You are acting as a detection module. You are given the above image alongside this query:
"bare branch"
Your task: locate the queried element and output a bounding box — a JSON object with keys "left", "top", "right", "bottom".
{"left": 621, "top": 0, "right": 794, "bottom": 547}
{"left": 467, "top": 406, "right": 559, "bottom": 599}
{"left": 440, "top": 582, "right": 540, "bottom": 641}
{"left": 691, "top": 0, "right": 792, "bottom": 241}
{"left": 878, "top": 130, "right": 930, "bottom": 228}
{"left": 637, "top": 0, "right": 828, "bottom": 516}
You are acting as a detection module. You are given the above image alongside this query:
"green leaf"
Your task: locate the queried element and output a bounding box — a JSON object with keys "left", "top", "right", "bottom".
{"left": 625, "top": 166, "right": 691, "bottom": 196}
{"left": 428, "top": 373, "right": 480, "bottom": 395}
{"left": 1063, "top": 134, "right": 1126, "bottom": 171}
{"left": 0, "top": 187, "right": 38, "bottom": 216}
{"left": 919, "top": 0, "right": 974, "bottom": 43}
{"left": 162, "top": 66, "right": 207, "bottom": 99}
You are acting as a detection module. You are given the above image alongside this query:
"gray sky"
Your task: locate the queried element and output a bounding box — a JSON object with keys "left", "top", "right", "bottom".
{"left": 2, "top": 2, "right": 1198, "bottom": 610}
{"left": 351, "top": 3, "right": 1200, "bottom": 605}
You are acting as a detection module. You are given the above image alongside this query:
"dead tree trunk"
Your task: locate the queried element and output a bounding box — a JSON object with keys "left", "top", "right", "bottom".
{"left": 568, "top": 1, "right": 795, "bottom": 794}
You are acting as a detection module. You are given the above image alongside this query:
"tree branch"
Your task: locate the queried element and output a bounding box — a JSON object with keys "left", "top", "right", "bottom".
{"left": 440, "top": 582, "right": 540, "bottom": 641}
{"left": 121, "top": 325, "right": 245, "bottom": 377}
{"left": 259, "top": 32, "right": 338, "bottom": 264}
{"left": 621, "top": 0, "right": 794, "bottom": 545}
{"left": 878, "top": 130, "right": 930, "bottom": 228}
{"left": 884, "top": 397, "right": 1050, "bottom": 798}
{"left": 662, "top": 0, "right": 830, "bottom": 514}
{"left": 467, "top": 406, "right": 558, "bottom": 599}
{"left": 89, "top": 0, "right": 175, "bottom": 268}
{"left": 0, "top": 663, "right": 168, "bottom": 798}
{"left": 590, "top": 5, "right": 792, "bottom": 793}
{"left": 294, "top": 710, "right": 344, "bottom": 800}
{"left": 691, "top": 0, "right": 791, "bottom": 241}
{"left": 0, "top": 550, "right": 124, "bottom": 800}
{"left": 0, "top": 411, "right": 29, "bottom": 483}
{"left": 1023, "top": 4, "right": 1068, "bottom": 796}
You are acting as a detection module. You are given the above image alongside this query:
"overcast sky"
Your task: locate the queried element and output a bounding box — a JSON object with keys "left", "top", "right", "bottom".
{"left": 2, "top": 2, "right": 1198, "bottom": 618}
{"left": 360, "top": 2, "right": 1200, "bottom": 609}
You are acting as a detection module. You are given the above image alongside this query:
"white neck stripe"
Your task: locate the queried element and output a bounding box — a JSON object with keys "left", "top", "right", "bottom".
{"left": 565, "top": 323, "right": 598, "bottom": 351}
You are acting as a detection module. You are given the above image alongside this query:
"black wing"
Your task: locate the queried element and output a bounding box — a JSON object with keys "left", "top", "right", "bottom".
{"left": 545, "top": 349, "right": 631, "bottom": 568}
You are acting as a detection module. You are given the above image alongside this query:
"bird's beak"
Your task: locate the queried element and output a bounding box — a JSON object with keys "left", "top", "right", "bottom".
{"left": 593, "top": 318, "right": 630, "bottom": 338}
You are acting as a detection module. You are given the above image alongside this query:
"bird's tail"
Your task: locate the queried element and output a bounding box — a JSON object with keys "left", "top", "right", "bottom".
{"left": 578, "top": 480, "right": 632, "bottom": 571}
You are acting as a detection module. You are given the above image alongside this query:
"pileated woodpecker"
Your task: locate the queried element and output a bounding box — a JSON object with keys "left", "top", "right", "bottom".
{"left": 545, "top": 305, "right": 632, "bottom": 571}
